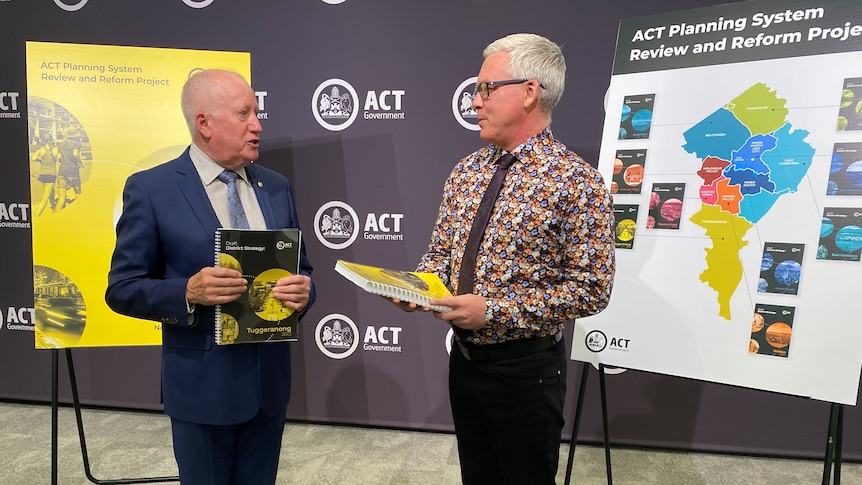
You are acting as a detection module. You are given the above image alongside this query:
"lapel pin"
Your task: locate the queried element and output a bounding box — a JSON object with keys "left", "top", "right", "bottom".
{"left": 258, "top": 181, "right": 263, "bottom": 188}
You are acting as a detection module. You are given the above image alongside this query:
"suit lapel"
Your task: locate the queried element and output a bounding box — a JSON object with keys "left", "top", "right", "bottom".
{"left": 175, "top": 150, "right": 222, "bottom": 237}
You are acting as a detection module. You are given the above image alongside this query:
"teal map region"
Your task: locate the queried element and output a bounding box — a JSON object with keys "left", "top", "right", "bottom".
{"left": 682, "top": 83, "right": 815, "bottom": 319}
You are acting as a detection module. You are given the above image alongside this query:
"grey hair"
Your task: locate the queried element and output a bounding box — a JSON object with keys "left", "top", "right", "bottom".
{"left": 483, "top": 33, "right": 565, "bottom": 113}
{"left": 180, "top": 69, "right": 245, "bottom": 136}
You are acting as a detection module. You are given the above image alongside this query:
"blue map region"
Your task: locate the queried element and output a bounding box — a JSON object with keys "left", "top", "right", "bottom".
{"left": 737, "top": 123, "right": 814, "bottom": 222}
{"left": 682, "top": 108, "right": 751, "bottom": 161}
{"left": 724, "top": 168, "right": 776, "bottom": 196}
{"left": 684, "top": 97, "right": 814, "bottom": 225}
{"left": 760, "top": 123, "right": 814, "bottom": 193}
{"left": 730, "top": 133, "right": 776, "bottom": 173}
{"left": 739, "top": 190, "right": 782, "bottom": 223}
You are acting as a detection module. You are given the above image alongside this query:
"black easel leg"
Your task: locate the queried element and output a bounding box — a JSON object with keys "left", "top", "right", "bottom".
{"left": 564, "top": 363, "right": 590, "bottom": 485}
{"left": 834, "top": 404, "right": 843, "bottom": 485}
{"left": 598, "top": 364, "right": 613, "bottom": 485}
{"left": 822, "top": 402, "right": 840, "bottom": 485}
{"left": 52, "top": 349, "right": 59, "bottom": 485}
{"left": 66, "top": 348, "right": 98, "bottom": 483}
{"left": 66, "top": 348, "right": 180, "bottom": 484}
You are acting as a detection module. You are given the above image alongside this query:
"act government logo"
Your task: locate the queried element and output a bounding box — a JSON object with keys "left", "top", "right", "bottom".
{"left": 313, "top": 79, "right": 359, "bottom": 131}
{"left": 254, "top": 91, "right": 268, "bottom": 120}
{"left": 53, "top": 0, "right": 88, "bottom": 11}
{"left": 315, "top": 313, "right": 359, "bottom": 359}
{"left": 1, "top": 91, "right": 21, "bottom": 119}
{"left": 445, "top": 328, "right": 455, "bottom": 355}
{"left": 181, "top": 0, "right": 215, "bottom": 8}
{"left": 313, "top": 78, "right": 406, "bottom": 131}
{"left": 0, "top": 202, "right": 31, "bottom": 229}
{"left": 314, "top": 201, "right": 359, "bottom": 250}
{"left": 585, "top": 330, "right": 608, "bottom": 352}
{"left": 314, "top": 201, "right": 404, "bottom": 249}
{"left": 5, "top": 306, "right": 36, "bottom": 332}
{"left": 585, "top": 329, "right": 632, "bottom": 353}
{"left": 53, "top": 0, "right": 215, "bottom": 10}
{"left": 453, "top": 77, "right": 480, "bottom": 131}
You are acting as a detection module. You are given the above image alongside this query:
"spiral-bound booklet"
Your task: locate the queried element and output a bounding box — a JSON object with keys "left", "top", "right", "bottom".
{"left": 334, "top": 259, "right": 452, "bottom": 312}
{"left": 214, "top": 228, "right": 301, "bottom": 345}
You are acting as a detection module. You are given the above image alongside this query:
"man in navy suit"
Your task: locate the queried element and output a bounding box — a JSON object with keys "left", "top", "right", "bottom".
{"left": 106, "top": 69, "right": 315, "bottom": 484}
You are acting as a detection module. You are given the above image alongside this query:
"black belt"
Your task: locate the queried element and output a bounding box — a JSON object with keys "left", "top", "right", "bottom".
{"left": 455, "top": 333, "right": 562, "bottom": 362}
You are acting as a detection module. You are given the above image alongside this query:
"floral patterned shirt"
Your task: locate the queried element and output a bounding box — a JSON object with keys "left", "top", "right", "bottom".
{"left": 417, "top": 128, "right": 615, "bottom": 345}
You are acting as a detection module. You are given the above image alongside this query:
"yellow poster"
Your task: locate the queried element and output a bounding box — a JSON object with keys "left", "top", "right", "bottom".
{"left": 26, "top": 42, "right": 250, "bottom": 348}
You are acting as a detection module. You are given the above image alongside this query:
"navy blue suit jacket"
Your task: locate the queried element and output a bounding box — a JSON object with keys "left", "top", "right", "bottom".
{"left": 106, "top": 147, "right": 315, "bottom": 425}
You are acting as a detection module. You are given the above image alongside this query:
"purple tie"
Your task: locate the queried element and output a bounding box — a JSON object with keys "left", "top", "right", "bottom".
{"left": 456, "top": 153, "right": 517, "bottom": 297}
{"left": 218, "top": 170, "right": 250, "bottom": 229}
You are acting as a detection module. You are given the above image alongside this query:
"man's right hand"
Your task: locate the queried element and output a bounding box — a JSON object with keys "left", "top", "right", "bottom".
{"left": 186, "top": 266, "right": 248, "bottom": 306}
{"left": 386, "top": 296, "right": 431, "bottom": 313}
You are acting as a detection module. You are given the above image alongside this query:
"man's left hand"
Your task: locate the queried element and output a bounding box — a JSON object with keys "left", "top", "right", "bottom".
{"left": 429, "top": 294, "right": 487, "bottom": 330}
{"left": 271, "top": 274, "right": 312, "bottom": 311}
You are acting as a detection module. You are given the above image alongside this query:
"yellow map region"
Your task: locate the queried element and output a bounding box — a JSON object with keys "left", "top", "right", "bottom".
{"left": 690, "top": 204, "right": 753, "bottom": 319}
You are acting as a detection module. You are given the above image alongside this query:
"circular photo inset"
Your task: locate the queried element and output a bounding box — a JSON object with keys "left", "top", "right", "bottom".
{"left": 660, "top": 198, "right": 683, "bottom": 222}
{"left": 765, "top": 322, "right": 792, "bottom": 349}
{"left": 34, "top": 265, "right": 87, "bottom": 348}
{"left": 751, "top": 312, "right": 764, "bottom": 333}
{"left": 218, "top": 253, "right": 242, "bottom": 272}
{"left": 218, "top": 313, "right": 240, "bottom": 344}
{"left": 623, "top": 164, "right": 643, "bottom": 186}
{"left": 251, "top": 268, "right": 295, "bottom": 321}
{"left": 615, "top": 219, "right": 636, "bottom": 242}
{"left": 749, "top": 339, "right": 760, "bottom": 353}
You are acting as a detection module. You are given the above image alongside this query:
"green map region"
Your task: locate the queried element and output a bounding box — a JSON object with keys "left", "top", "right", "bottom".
{"left": 682, "top": 83, "right": 815, "bottom": 319}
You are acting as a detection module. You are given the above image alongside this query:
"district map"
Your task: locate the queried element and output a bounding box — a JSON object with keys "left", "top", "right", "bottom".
{"left": 682, "top": 83, "right": 815, "bottom": 319}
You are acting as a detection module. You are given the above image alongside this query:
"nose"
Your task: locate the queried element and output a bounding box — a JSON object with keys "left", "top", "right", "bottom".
{"left": 472, "top": 92, "right": 484, "bottom": 110}
{"left": 250, "top": 114, "right": 262, "bottom": 133}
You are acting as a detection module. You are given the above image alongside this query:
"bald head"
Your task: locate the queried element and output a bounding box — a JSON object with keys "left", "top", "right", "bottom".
{"left": 181, "top": 69, "right": 251, "bottom": 138}
{"left": 180, "top": 69, "right": 262, "bottom": 170}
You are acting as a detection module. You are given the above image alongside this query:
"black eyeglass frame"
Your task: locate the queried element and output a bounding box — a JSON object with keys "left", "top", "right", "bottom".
{"left": 473, "top": 78, "right": 546, "bottom": 99}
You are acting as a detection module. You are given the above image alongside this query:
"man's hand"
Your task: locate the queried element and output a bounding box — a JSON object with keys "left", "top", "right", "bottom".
{"left": 271, "top": 274, "right": 312, "bottom": 311}
{"left": 386, "top": 297, "right": 431, "bottom": 313}
{"left": 429, "top": 294, "right": 487, "bottom": 330}
{"left": 186, "top": 266, "right": 247, "bottom": 306}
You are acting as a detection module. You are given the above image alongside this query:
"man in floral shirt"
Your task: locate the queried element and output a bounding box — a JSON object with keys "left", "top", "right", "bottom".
{"left": 410, "top": 33, "right": 615, "bottom": 484}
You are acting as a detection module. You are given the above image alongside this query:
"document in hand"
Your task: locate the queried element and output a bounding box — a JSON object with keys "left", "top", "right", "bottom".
{"left": 214, "top": 228, "right": 301, "bottom": 345}
{"left": 334, "top": 259, "right": 452, "bottom": 312}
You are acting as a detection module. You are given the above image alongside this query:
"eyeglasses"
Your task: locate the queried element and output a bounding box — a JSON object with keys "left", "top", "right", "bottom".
{"left": 473, "top": 79, "right": 545, "bottom": 100}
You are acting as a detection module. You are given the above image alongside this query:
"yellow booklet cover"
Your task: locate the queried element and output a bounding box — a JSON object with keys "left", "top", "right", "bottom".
{"left": 334, "top": 260, "right": 452, "bottom": 312}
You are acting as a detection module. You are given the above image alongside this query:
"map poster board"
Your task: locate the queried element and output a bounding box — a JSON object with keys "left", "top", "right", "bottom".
{"left": 27, "top": 42, "right": 250, "bottom": 348}
{"left": 572, "top": 0, "right": 862, "bottom": 405}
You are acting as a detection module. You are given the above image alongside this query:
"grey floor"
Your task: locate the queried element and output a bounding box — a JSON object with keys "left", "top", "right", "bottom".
{"left": 1, "top": 401, "right": 858, "bottom": 484}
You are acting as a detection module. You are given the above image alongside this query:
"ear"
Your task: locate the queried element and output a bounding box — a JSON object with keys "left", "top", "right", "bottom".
{"left": 195, "top": 112, "right": 211, "bottom": 139}
{"left": 522, "top": 80, "right": 541, "bottom": 110}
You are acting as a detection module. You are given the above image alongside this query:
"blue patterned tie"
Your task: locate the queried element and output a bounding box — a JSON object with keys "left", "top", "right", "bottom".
{"left": 218, "top": 170, "right": 250, "bottom": 229}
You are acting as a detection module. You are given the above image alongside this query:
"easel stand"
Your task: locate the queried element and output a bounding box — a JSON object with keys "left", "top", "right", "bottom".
{"left": 564, "top": 362, "right": 614, "bottom": 485}
{"left": 822, "top": 402, "right": 844, "bottom": 485}
{"left": 563, "top": 364, "right": 846, "bottom": 485}
{"left": 51, "top": 348, "right": 179, "bottom": 484}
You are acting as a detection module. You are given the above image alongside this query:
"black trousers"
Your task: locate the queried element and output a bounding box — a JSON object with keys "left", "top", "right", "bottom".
{"left": 449, "top": 336, "right": 567, "bottom": 485}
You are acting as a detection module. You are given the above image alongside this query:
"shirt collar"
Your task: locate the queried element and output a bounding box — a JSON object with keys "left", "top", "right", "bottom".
{"left": 189, "top": 142, "right": 249, "bottom": 186}
{"left": 489, "top": 127, "right": 555, "bottom": 163}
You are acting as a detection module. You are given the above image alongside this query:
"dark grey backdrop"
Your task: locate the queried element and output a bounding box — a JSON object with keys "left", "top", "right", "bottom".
{"left": 1, "top": 0, "right": 859, "bottom": 460}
